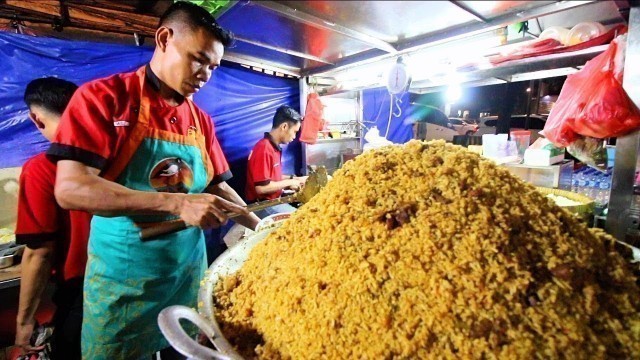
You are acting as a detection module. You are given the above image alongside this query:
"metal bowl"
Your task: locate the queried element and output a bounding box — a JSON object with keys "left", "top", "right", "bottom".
{"left": 0, "top": 244, "right": 23, "bottom": 269}
{"left": 0, "top": 228, "right": 16, "bottom": 250}
{"left": 0, "top": 238, "right": 15, "bottom": 251}
{"left": 0, "top": 254, "right": 14, "bottom": 269}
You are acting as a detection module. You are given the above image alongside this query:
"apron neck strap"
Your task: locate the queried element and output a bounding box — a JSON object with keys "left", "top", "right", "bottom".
{"left": 136, "top": 67, "right": 152, "bottom": 126}
{"left": 185, "top": 98, "right": 202, "bottom": 134}
{"left": 137, "top": 66, "right": 202, "bottom": 133}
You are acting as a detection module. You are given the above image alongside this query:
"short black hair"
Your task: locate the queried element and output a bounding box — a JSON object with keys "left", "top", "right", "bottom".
{"left": 159, "top": 1, "right": 234, "bottom": 48}
{"left": 24, "top": 77, "right": 78, "bottom": 115}
{"left": 272, "top": 105, "right": 302, "bottom": 129}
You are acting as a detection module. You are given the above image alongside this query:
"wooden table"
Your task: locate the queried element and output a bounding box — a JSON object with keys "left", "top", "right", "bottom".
{"left": 0, "top": 263, "right": 20, "bottom": 289}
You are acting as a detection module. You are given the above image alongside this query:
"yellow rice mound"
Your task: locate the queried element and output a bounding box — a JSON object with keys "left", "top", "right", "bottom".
{"left": 214, "top": 140, "right": 640, "bottom": 359}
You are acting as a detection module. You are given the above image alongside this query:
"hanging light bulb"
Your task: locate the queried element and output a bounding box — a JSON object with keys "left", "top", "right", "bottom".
{"left": 446, "top": 84, "right": 462, "bottom": 103}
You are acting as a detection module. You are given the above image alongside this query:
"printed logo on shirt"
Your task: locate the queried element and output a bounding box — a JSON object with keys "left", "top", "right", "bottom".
{"left": 113, "top": 120, "right": 130, "bottom": 127}
{"left": 274, "top": 163, "right": 280, "bottom": 168}
{"left": 149, "top": 157, "right": 194, "bottom": 194}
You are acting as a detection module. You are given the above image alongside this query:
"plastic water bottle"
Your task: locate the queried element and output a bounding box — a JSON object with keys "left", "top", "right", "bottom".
{"left": 571, "top": 168, "right": 581, "bottom": 193}
{"left": 571, "top": 177, "right": 579, "bottom": 193}
{"left": 598, "top": 174, "right": 611, "bottom": 205}
{"left": 579, "top": 168, "right": 594, "bottom": 197}
{"left": 587, "top": 175, "right": 598, "bottom": 200}
{"left": 577, "top": 171, "right": 588, "bottom": 197}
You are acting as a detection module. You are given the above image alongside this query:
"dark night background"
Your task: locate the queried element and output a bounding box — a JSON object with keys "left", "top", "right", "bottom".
{"left": 410, "top": 76, "right": 567, "bottom": 119}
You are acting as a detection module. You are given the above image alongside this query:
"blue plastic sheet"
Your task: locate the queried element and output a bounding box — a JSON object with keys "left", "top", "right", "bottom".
{"left": 0, "top": 32, "right": 153, "bottom": 168}
{"left": 362, "top": 87, "right": 414, "bottom": 144}
{"left": 0, "top": 31, "right": 301, "bottom": 195}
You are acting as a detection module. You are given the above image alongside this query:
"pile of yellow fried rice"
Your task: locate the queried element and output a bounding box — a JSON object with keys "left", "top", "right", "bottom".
{"left": 214, "top": 140, "right": 640, "bottom": 359}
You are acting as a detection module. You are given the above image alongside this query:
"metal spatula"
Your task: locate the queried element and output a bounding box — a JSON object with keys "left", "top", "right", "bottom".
{"left": 139, "top": 167, "right": 328, "bottom": 240}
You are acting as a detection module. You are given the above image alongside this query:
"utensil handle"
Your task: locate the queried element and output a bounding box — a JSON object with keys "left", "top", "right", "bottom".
{"left": 244, "top": 194, "right": 297, "bottom": 213}
{"left": 158, "top": 305, "right": 241, "bottom": 360}
{"left": 139, "top": 194, "right": 298, "bottom": 240}
{"left": 139, "top": 219, "right": 187, "bottom": 241}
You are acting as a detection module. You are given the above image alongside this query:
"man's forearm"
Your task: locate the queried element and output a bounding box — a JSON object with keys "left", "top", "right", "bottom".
{"left": 255, "top": 180, "right": 291, "bottom": 195}
{"left": 55, "top": 160, "right": 183, "bottom": 216}
{"left": 280, "top": 175, "right": 305, "bottom": 181}
{"left": 17, "top": 246, "right": 54, "bottom": 326}
{"left": 209, "top": 182, "right": 259, "bottom": 230}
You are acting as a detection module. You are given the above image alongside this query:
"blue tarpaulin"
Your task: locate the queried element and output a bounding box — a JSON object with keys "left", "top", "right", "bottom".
{"left": 0, "top": 31, "right": 300, "bottom": 195}
{"left": 362, "top": 87, "right": 414, "bottom": 144}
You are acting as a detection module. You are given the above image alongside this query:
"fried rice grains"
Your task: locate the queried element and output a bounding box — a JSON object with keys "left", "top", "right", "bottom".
{"left": 214, "top": 140, "right": 640, "bottom": 359}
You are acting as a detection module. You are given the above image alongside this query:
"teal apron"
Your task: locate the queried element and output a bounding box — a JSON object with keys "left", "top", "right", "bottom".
{"left": 81, "top": 67, "right": 215, "bottom": 359}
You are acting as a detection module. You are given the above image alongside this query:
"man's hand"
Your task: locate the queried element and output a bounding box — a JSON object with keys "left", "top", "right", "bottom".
{"left": 16, "top": 244, "right": 53, "bottom": 356}
{"left": 178, "top": 193, "right": 249, "bottom": 229}
{"left": 287, "top": 176, "right": 308, "bottom": 191}
{"left": 295, "top": 176, "right": 308, "bottom": 186}
{"left": 284, "top": 179, "right": 303, "bottom": 191}
{"left": 15, "top": 320, "right": 44, "bottom": 354}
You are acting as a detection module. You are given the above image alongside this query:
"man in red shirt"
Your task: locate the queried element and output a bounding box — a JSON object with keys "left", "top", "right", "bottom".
{"left": 15, "top": 77, "right": 91, "bottom": 360}
{"left": 46, "top": 2, "right": 259, "bottom": 358}
{"left": 246, "top": 105, "right": 307, "bottom": 217}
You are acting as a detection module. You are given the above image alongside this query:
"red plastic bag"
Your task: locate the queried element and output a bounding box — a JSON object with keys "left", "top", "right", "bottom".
{"left": 541, "top": 35, "right": 640, "bottom": 147}
{"left": 299, "top": 93, "right": 325, "bottom": 144}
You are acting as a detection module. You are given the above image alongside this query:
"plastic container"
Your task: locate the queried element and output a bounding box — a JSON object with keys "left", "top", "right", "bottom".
{"left": 510, "top": 130, "right": 531, "bottom": 160}
{"left": 565, "top": 22, "right": 606, "bottom": 46}
{"left": 539, "top": 26, "right": 571, "bottom": 45}
{"left": 606, "top": 145, "right": 616, "bottom": 168}
{"left": 536, "top": 187, "right": 594, "bottom": 218}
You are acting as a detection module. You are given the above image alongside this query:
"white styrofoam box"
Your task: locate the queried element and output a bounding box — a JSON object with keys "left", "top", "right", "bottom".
{"left": 524, "top": 149, "right": 565, "bottom": 166}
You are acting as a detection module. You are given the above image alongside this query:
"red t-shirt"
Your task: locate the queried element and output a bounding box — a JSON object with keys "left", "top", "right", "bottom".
{"left": 245, "top": 133, "right": 283, "bottom": 202}
{"left": 15, "top": 153, "right": 91, "bottom": 281}
{"left": 47, "top": 65, "right": 231, "bottom": 186}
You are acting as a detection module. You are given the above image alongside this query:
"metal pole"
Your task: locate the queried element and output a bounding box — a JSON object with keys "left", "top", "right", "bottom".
{"left": 536, "top": 78, "right": 544, "bottom": 115}
{"left": 607, "top": 6, "right": 640, "bottom": 243}
{"left": 496, "top": 82, "right": 516, "bottom": 135}
{"left": 525, "top": 79, "right": 534, "bottom": 129}
{"left": 299, "top": 77, "right": 309, "bottom": 175}
{"left": 357, "top": 90, "right": 364, "bottom": 151}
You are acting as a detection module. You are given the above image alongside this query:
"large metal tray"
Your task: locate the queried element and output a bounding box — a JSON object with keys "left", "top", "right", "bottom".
{"left": 158, "top": 229, "right": 274, "bottom": 360}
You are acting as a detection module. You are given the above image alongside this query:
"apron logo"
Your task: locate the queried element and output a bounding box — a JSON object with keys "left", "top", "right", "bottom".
{"left": 149, "top": 157, "right": 194, "bottom": 194}
{"left": 113, "top": 120, "right": 130, "bottom": 127}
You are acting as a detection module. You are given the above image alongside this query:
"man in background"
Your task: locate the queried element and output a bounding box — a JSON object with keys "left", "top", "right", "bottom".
{"left": 15, "top": 77, "right": 91, "bottom": 360}
{"left": 246, "top": 105, "right": 307, "bottom": 218}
